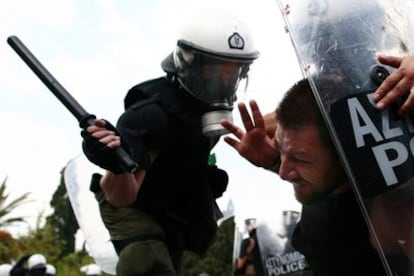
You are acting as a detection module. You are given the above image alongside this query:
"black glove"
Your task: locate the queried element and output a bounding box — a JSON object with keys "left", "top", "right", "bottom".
{"left": 81, "top": 120, "right": 128, "bottom": 174}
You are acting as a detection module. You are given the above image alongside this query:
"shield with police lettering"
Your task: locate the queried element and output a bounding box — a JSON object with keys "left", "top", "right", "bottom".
{"left": 255, "top": 211, "right": 312, "bottom": 276}
{"left": 233, "top": 212, "right": 312, "bottom": 275}
{"left": 276, "top": 0, "right": 414, "bottom": 274}
{"left": 63, "top": 154, "right": 118, "bottom": 275}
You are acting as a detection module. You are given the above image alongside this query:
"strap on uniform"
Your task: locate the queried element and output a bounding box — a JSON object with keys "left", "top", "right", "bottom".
{"left": 89, "top": 173, "right": 102, "bottom": 193}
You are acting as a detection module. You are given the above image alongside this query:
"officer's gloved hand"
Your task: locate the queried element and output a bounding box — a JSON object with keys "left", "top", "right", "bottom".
{"left": 81, "top": 120, "right": 129, "bottom": 174}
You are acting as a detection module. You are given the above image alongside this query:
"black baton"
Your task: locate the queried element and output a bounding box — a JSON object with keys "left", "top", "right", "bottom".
{"left": 7, "top": 35, "right": 138, "bottom": 173}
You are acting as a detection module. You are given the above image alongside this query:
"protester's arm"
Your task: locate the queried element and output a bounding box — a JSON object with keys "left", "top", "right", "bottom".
{"left": 221, "top": 100, "right": 279, "bottom": 170}
{"left": 373, "top": 55, "right": 414, "bottom": 116}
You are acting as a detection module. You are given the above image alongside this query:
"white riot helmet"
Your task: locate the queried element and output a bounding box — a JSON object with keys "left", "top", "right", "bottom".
{"left": 28, "top": 254, "right": 47, "bottom": 270}
{"left": 0, "top": 264, "right": 12, "bottom": 276}
{"left": 45, "top": 264, "right": 56, "bottom": 276}
{"left": 80, "top": 263, "right": 101, "bottom": 275}
{"left": 162, "top": 9, "right": 259, "bottom": 136}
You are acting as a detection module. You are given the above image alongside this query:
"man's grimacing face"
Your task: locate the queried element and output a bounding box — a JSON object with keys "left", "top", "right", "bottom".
{"left": 276, "top": 123, "right": 345, "bottom": 204}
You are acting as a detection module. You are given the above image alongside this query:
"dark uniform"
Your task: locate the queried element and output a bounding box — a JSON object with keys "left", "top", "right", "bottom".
{"left": 292, "top": 190, "right": 387, "bottom": 276}
{"left": 82, "top": 10, "right": 259, "bottom": 275}
{"left": 91, "top": 77, "right": 228, "bottom": 275}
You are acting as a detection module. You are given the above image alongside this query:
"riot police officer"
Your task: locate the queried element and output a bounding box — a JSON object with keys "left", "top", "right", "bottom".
{"left": 82, "top": 9, "right": 259, "bottom": 276}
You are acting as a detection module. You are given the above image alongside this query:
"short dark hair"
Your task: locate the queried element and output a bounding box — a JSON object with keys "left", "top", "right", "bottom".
{"left": 275, "top": 78, "right": 335, "bottom": 152}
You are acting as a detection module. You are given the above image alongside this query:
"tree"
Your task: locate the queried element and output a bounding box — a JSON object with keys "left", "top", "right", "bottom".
{"left": 0, "top": 176, "right": 32, "bottom": 228}
{"left": 1, "top": 167, "right": 237, "bottom": 274}
{"left": 0, "top": 229, "right": 21, "bottom": 263}
{"left": 0, "top": 170, "right": 98, "bottom": 274}
{"left": 45, "top": 168, "right": 79, "bottom": 257}
{"left": 18, "top": 223, "right": 64, "bottom": 262}
{"left": 8, "top": 224, "right": 98, "bottom": 276}
{"left": 184, "top": 217, "right": 235, "bottom": 275}
{"left": 0, "top": 176, "right": 34, "bottom": 262}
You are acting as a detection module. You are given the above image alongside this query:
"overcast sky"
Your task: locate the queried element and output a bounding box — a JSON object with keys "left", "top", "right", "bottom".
{"left": 0, "top": 0, "right": 303, "bottom": 239}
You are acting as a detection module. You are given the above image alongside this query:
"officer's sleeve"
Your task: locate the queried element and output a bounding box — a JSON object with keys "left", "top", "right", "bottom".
{"left": 116, "top": 103, "right": 168, "bottom": 169}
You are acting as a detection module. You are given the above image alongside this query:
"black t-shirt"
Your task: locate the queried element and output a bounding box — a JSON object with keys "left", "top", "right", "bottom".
{"left": 292, "top": 190, "right": 387, "bottom": 276}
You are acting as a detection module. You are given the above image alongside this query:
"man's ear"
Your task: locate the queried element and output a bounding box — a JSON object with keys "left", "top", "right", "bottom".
{"left": 264, "top": 112, "right": 277, "bottom": 138}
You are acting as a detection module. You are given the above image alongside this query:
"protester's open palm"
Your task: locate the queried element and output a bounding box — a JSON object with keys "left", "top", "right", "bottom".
{"left": 221, "top": 100, "right": 279, "bottom": 168}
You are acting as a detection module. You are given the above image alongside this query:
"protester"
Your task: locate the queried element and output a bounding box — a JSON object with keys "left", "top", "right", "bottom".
{"left": 81, "top": 9, "right": 258, "bottom": 276}
{"left": 221, "top": 78, "right": 396, "bottom": 275}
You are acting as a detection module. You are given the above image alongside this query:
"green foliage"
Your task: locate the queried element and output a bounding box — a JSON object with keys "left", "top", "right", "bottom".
{"left": 0, "top": 171, "right": 88, "bottom": 273}
{"left": 0, "top": 169, "right": 237, "bottom": 275}
{"left": 17, "top": 223, "right": 64, "bottom": 264}
{"left": 0, "top": 176, "right": 32, "bottom": 228}
{"left": 0, "top": 229, "right": 21, "bottom": 263}
{"left": 184, "top": 217, "right": 235, "bottom": 276}
{"left": 0, "top": 176, "right": 34, "bottom": 263}
{"left": 0, "top": 222, "right": 65, "bottom": 266}
{"left": 1, "top": 221, "right": 99, "bottom": 275}
{"left": 55, "top": 253, "right": 96, "bottom": 276}
{"left": 46, "top": 168, "right": 79, "bottom": 256}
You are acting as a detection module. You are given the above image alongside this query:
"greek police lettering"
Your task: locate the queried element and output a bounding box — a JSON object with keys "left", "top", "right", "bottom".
{"left": 330, "top": 92, "right": 414, "bottom": 197}
{"left": 265, "top": 251, "right": 306, "bottom": 275}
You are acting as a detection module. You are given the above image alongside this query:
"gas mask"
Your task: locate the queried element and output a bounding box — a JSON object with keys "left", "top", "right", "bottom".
{"left": 175, "top": 44, "right": 253, "bottom": 136}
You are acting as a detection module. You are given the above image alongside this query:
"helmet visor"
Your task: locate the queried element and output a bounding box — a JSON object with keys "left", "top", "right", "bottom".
{"left": 177, "top": 49, "right": 251, "bottom": 105}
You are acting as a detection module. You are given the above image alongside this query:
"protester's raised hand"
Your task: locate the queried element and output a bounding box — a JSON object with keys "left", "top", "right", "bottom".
{"left": 374, "top": 55, "right": 414, "bottom": 116}
{"left": 221, "top": 100, "right": 279, "bottom": 169}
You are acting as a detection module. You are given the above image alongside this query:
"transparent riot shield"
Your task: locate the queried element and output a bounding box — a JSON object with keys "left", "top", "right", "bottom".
{"left": 275, "top": 0, "right": 414, "bottom": 274}
{"left": 256, "top": 211, "right": 312, "bottom": 276}
{"left": 233, "top": 211, "right": 311, "bottom": 275}
{"left": 63, "top": 155, "right": 118, "bottom": 275}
